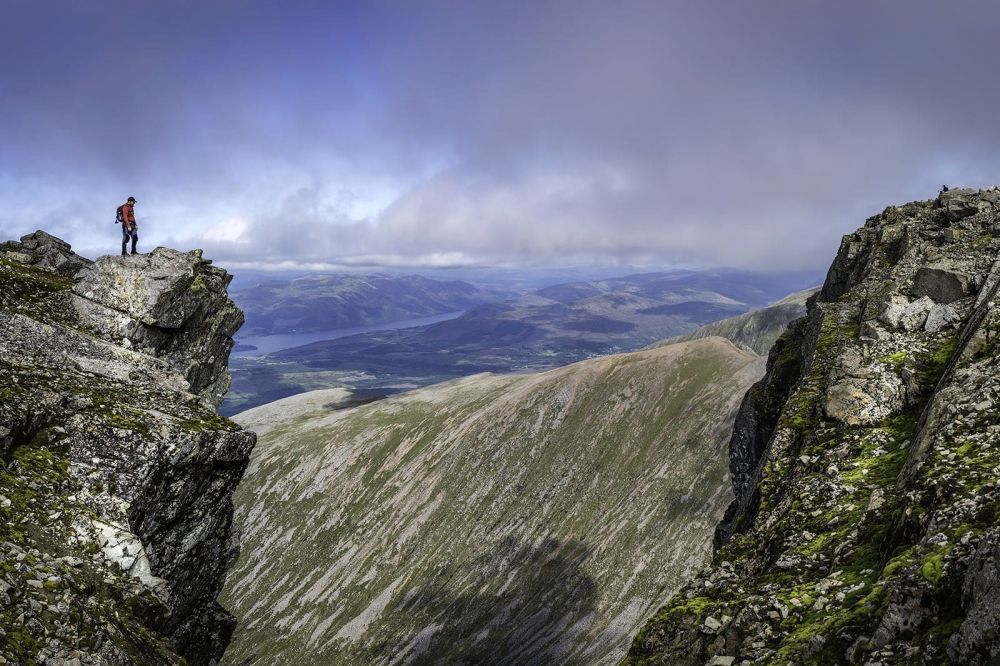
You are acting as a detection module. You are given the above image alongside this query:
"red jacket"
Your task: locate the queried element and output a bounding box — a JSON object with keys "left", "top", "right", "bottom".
{"left": 122, "top": 202, "right": 136, "bottom": 228}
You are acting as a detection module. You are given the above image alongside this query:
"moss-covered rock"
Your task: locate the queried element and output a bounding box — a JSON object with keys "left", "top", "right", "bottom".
{"left": 0, "top": 231, "right": 254, "bottom": 665}
{"left": 628, "top": 187, "right": 1000, "bottom": 665}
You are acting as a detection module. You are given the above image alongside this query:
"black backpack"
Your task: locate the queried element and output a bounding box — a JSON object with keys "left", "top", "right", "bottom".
{"left": 115, "top": 205, "right": 125, "bottom": 224}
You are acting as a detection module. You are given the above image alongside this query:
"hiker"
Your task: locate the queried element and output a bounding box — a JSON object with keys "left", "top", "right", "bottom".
{"left": 117, "top": 196, "right": 139, "bottom": 256}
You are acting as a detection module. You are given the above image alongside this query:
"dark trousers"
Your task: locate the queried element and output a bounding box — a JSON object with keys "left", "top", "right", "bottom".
{"left": 122, "top": 226, "right": 138, "bottom": 254}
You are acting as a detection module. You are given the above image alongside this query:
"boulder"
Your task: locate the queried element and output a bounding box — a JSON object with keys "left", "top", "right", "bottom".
{"left": 879, "top": 294, "right": 910, "bottom": 329}
{"left": 900, "top": 296, "right": 935, "bottom": 332}
{"left": 938, "top": 188, "right": 980, "bottom": 221}
{"left": 72, "top": 248, "right": 244, "bottom": 406}
{"left": 824, "top": 372, "right": 905, "bottom": 426}
{"left": 911, "top": 264, "right": 974, "bottom": 304}
{"left": 925, "top": 303, "right": 960, "bottom": 333}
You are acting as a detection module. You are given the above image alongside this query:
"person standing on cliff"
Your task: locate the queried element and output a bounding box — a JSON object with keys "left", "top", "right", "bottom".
{"left": 119, "top": 196, "right": 139, "bottom": 256}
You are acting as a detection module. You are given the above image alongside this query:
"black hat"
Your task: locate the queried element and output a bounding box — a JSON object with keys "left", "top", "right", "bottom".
{"left": 127, "top": 196, "right": 137, "bottom": 203}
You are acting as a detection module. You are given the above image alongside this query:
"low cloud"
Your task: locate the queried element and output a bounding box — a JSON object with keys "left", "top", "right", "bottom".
{"left": 4, "top": 1, "right": 1000, "bottom": 271}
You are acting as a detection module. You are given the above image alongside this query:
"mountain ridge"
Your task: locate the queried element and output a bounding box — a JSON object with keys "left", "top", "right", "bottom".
{"left": 627, "top": 186, "right": 1000, "bottom": 664}
{"left": 221, "top": 334, "right": 779, "bottom": 664}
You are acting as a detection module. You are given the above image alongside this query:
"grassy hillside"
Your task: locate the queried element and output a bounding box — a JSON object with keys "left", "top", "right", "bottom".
{"left": 222, "top": 338, "right": 764, "bottom": 665}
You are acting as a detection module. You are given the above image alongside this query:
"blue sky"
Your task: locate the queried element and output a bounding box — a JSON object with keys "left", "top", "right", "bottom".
{"left": 3, "top": 0, "right": 1000, "bottom": 271}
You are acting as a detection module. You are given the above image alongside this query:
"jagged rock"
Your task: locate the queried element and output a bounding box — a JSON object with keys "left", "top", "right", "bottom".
{"left": 0, "top": 230, "right": 92, "bottom": 276}
{"left": 0, "top": 232, "right": 254, "bottom": 665}
{"left": 938, "top": 187, "right": 982, "bottom": 221}
{"left": 72, "top": 247, "right": 243, "bottom": 406}
{"left": 925, "top": 302, "right": 960, "bottom": 333}
{"left": 900, "top": 295, "right": 935, "bottom": 331}
{"left": 627, "top": 187, "right": 1000, "bottom": 665}
{"left": 948, "top": 529, "right": 1000, "bottom": 662}
{"left": 911, "top": 263, "right": 974, "bottom": 304}
{"left": 824, "top": 349, "right": 904, "bottom": 425}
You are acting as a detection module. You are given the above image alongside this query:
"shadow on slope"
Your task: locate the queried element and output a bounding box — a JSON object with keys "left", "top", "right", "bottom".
{"left": 360, "top": 537, "right": 598, "bottom": 666}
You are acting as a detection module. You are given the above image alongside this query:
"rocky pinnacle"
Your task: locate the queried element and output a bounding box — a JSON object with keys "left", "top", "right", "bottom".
{"left": 0, "top": 231, "right": 255, "bottom": 665}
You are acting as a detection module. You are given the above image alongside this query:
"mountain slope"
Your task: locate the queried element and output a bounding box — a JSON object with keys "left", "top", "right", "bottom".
{"left": 222, "top": 338, "right": 764, "bottom": 665}
{"left": 628, "top": 187, "right": 1000, "bottom": 664}
{"left": 659, "top": 288, "right": 816, "bottom": 355}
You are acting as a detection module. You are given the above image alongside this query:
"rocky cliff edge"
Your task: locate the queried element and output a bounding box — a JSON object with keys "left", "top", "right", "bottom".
{"left": 627, "top": 187, "right": 1000, "bottom": 664}
{"left": 0, "top": 231, "right": 255, "bottom": 665}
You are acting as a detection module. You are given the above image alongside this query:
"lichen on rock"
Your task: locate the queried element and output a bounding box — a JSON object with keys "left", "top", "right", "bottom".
{"left": 627, "top": 186, "right": 1000, "bottom": 665}
{"left": 0, "top": 231, "right": 254, "bottom": 665}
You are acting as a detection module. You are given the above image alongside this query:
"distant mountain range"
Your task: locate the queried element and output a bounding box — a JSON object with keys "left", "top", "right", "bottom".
{"left": 231, "top": 273, "right": 515, "bottom": 336}
{"left": 222, "top": 269, "right": 820, "bottom": 415}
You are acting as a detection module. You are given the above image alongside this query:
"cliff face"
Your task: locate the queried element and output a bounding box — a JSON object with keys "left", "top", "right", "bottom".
{"left": 0, "top": 232, "right": 254, "bottom": 664}
{"left": 222, "top": 338, "right": 765, "bottom": 665}
{"left": 628, "top": 188, "right": 1000, "bottom": 664}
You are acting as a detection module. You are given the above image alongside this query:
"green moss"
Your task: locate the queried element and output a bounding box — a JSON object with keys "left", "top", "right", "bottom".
{"left": 920, "top": 544, "right": 952, "bottom": 585}
{"left": 178, "top": 411, "right": 240, "bottom": 433}
{"left": 771, "top": 583, "right": 887, "bottom": 662}
{"left": 915, "top": 337, "right": 958, "bottom": 389}
{"left": 880, "top": 351, "right": 907, "bottom": 367}
{"left": 881, "top": 548, "right": 917, "bottom": 579}
{"left": 189, "top": 274, "right": 206, "bottom": 292}
{"left": 0, "top": 257, "right": 77, "bottom": 327}
{"left": 100, "top": 408, "right": 153, "bottom": 436}
{"left": 970, "top": 234, "right": 995, "bottom": 249}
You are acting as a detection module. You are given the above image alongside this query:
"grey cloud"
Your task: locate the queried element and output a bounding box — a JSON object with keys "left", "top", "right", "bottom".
{"left": 5, "top": 1, "right": 1000, "bottom": 270}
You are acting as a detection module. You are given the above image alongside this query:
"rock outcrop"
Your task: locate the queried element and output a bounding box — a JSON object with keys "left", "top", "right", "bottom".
{"left": 627, "top": 187, "right": 1000, "bottom": 664}
{"left": 0, "top": 231, "right": 254, "bottom": 664}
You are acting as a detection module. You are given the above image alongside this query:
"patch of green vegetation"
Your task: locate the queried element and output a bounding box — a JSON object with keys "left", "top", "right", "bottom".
{"left": 178, "top": 411, "right": 240, "bottom": 433}
{"left": 915, "top": 337, "right": 958, "bottom": 389}
{"left": 0, "top": 257, "right": 77, "bottom": 327}
{"left": 920, "top": 544, "right": 953, "bottom": 585}
{"left": 880, "top": 547, "right": 916, "bottom": 579}
{"left": 189, "top": 274, "right": 206, "bottom": 292}
{"left": 970, "top": 234, "right": 995, "bottom": 249}
{"left": 880, "top": 351, "right": 908, "bottom": 367}
{"left": 100, "top": 408, "right": 153, "bottom": 436}
{"left": 771, "top": 583, "right": 888, "bottom": 662}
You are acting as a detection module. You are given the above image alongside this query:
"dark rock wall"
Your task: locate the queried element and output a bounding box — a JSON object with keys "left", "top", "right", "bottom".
{"left": 628, "top": 187, "right": 1000, "bottom": 665}
{"left": 0, "top": 231, "right": 254, "bottom": 665}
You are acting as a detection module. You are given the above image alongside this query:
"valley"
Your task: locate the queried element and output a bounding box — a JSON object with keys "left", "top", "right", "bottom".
{"left": 222, "top": 337, "right": 765, "bottom": 665}
{"left": 224, "top": 269, "right": 818, "bottom": 415}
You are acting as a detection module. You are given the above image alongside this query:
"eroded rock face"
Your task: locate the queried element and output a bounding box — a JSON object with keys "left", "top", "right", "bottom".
{"left": 0, "top": 231, "right": 254, "bottom": 665}
{"left": 72, "top": 247, "right": 244, "bottom": 406}
{"left": 627, "top": 187, "right": 1000, "bottom": 665}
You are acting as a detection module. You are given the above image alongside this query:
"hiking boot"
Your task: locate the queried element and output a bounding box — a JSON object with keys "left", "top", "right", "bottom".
{"left": 131, "top": 250, "right": 138, "bottom": 255}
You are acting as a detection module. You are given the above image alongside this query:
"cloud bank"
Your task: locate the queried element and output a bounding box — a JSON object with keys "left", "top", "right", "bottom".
{"left": 4, "top": 1, "right": 1000, "bottom": 270}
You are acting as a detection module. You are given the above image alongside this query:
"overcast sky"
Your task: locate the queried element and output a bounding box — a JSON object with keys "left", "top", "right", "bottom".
{"left": 3, "top": 1, "right": 1000, "bottom": 272}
